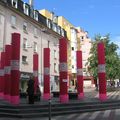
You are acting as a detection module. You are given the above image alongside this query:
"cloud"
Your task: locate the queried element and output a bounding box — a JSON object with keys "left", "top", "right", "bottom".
{"left": 112, "top": 36, "right": 120, "bottom": 54}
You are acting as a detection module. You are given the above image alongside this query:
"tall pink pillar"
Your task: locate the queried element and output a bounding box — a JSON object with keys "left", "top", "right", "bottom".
{"left": 0, "top": 52, "right": 5, "bottom": 99}
{"left": 43, "top": 48, "right": 50, "bottom": 100}
{"left": 11, "top": 33, "right": 20, "bottom": 105}
{"left": 33, "top": 53, "right": 39, "bottom": 94}
{"left": 97, "top": 42, "right": 107, "bottom": 101}
{"left": 59, "top": 37, "right": 69, "bottom": 103}
{"left": 4, "top": 45, "right": 12, "bottom": 102}
{"left": 76, "top": 51, "right": 84, "bottom": 99}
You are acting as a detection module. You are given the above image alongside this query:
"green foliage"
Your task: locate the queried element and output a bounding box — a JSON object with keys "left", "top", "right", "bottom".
{"left": 86, "top": 34, "right": 120, "bottom": 81}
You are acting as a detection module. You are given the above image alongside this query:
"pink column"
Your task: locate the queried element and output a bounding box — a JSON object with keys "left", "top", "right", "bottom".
{"left": 4, "top": 45, "right": 12, "bottom": 102}
{"left": 0, "top": 52, "right": 5, "bottom": 99}
{"left": 11, "top": 33, "right": 20, "bottom": 105}
{"left": 97, "top": 42, "right": 107, "bottom": 101}
{"left": 43, "top": 48, "right": 50, "bottom": 100}
{"left": 59, "top": 37, "right": 69, "bottom": 103}
{"left": 76, "top": 51, "right": 84, "bottom": 99}
{"left": 33, "top": 53, "right": 39, "bottom": 94}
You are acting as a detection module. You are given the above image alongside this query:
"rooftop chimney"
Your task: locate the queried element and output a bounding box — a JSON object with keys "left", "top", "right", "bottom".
{"left": 29, "top": 0, "right": 34, "bottom": 9}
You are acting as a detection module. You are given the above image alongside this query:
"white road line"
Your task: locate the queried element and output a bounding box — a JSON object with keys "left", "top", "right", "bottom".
{"left": 88, "top": 111, "right": 100, "bottom": 120}
{"left": 77, "top": 112, "right": 89, "bottom": 119}
{"left": 66, "top": 114, "right": 76, "bottom": 119}
{"left": 115, "top": 109, "right": 120, "bottom": 115}
{"left": 103, "top": 110, "right": 111, "bottom": 118}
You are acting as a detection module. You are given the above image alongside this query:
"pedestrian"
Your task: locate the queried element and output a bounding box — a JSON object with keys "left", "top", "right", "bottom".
{"left": 26, "top": 76, "right": 34, "bottom": 104}
{"left": 36, "top": 85, "right": 41, "bottom": 101}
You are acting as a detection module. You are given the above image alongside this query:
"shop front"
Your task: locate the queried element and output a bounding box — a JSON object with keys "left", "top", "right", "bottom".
{"left": 20, "top": 72, "right": 33, "bottom": 92}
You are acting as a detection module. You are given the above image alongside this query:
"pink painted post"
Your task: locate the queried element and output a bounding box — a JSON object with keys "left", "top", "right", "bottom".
{"left": 43, "top": 48, "right": 50, "bottom": 100}
{"left": 97, "top": 42, "right": 107, "bottom": 101}
{"left": 76, "top": 51, "right": 84, "bottom": 99}
{"left": 59, "top": 37, "right": 69, "bottom": 103}
{"left": 0, "top": 52, "right": 5, "bottom": 99}
{"left": 11, "top": 33, "right": 20, "bottom": 105}
{"left": 33, "top": 53, "right": 39, "bottom": 95}
{"left": 4, "top": 45, "right": 12, "bottom": 102}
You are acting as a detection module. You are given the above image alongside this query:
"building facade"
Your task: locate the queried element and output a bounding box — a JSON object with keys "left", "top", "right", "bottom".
{"left": 0, "top": 0, "right": 67, "bottom": 92}
{"left": 77, "top": 27, "right": 94, "bottom": 87}
{"left": 40, "top": 9, "right": 80, "bottom": 89}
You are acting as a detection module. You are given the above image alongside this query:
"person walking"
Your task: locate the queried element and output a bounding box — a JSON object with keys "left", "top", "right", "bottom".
{"left": 27, "top": 76, "right": 34, "bottom": 104}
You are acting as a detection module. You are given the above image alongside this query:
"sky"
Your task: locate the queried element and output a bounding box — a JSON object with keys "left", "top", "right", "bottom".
{"left": 23, "top": 0, "right": 120, "bottom": 50}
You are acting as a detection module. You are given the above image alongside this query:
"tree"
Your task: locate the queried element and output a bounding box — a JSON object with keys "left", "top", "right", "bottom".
{"left": 86, "top": 34, "right": 120, "bottom": 87}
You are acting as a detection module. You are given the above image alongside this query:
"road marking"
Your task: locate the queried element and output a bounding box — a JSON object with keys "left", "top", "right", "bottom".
{"left": 88, "top": 111, "right": 100, "bottom": 119}
{"left": 103, "top": 110, "right": 111, "bottom": 118}
{"left": 77, "top": 112, "right": 89, "bottom": 119}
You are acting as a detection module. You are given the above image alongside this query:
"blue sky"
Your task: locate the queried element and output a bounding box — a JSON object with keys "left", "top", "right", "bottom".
{"left": 23, "top": 0, "right": 120, "bottom": 50}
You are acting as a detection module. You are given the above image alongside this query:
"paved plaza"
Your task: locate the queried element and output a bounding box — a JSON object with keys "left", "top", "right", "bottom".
{"left": 1, "top": 87, "right": 120, "bottom": 120}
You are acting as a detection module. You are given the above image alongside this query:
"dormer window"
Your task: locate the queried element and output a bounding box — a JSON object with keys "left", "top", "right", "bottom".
{"left": 61, "top": 28, "right": 64, "bottom": 37}
{"left": 57, "top": 26, "right": 61, "bottom": 34}
{"left": 24, "top": 3, "right": 29, "bottom": 15}
{"left": 34, "top": 11, "right": 38, "bottom": 21}
{"left": 47, "top": 19, "right": 51, "bottom": 29}
{"left": 52, "top": 23, "right": 57, "bottom": 32}
{"left": 12, "top": 0, "right": 18, "bottom": 8}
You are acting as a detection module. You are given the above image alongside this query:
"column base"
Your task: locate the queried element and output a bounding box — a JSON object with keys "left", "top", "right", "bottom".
{"left": 10, "top": 96, "right": 19, "bottom": 105}
{"left": 78, "top": 93, "right": 84, "bottom": 100}
{"left": 0, "top": 92, "right": 4, "bottom": 99}
{"left": 4, "top": 95, "right": 11, "bottom": 102}
{"left": 43, "top": 93, "right": 50, "bottom": 100}
{"left": 60, "top": 94, "right": 69, "bottom": 103}
{"left": 99, "top": 93, "right": 107, "bottom": 101}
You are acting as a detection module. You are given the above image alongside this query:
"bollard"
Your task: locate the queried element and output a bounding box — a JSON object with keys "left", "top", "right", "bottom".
{"left": 49, "top": 99, "right": 51, "bottom": 120}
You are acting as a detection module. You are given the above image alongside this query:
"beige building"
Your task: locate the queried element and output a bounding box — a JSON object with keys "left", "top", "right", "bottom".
{"left": 77, "top": 27, "right": 94, "bottom": 87}
{"left": 0, "top": 0, "right": 67, "bottom": 92}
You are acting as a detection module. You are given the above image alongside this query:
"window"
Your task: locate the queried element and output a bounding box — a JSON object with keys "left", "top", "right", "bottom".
{"left": 23, "top": 22, "right": 27, "bottom": 32}
{"left": 34, "top": 11, "right": 38, "bottom": 21}
{"left": 54, "top": 63, "right": 57, "bottom": 73}
{"left": 23, "top": 38, "right": 28, "bottom": 50}
{"left": 72, "top": 65, "right": 74, "bottom": 69}
{"left": 22, "top": 56, "right": 28, "bottom": 64}
{"left": 61, "top": 28, "right": 64, "bottom": 36}
{"left": 12, "top": 0, "right": 18, "bottom": 8}
{"left": 11, "top": 15, "right": 16, "bottom": 27}
{"left": 0, "top": 14, "right": 1, "bottom": 24}
{"left": 24, "top": 3, "right": 29, "bottom": 15}
{"left": 33, "top": 42, "right": 37, "bottom": 52}
{"left": 81, "top": 36, "right": 84, "bottom": 41}
{"left": 72, "top": 47, "right": 74, "bottom": 50}
{"left": 54, "top": 50, "right": 57, "bottom": 59}
{"left": 34, "top": 27, "right": 37, "bottom": 37}
{"left": 57, "top": 26, "right": 61, "bottom": 34}
{"left": 47, "top": 19, "right": 51, "bottom": 29}
{"left": 52, "top": 23, "right": 57, "bottom": 32}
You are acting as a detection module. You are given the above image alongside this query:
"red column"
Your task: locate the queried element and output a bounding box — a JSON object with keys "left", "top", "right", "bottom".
{"left": 97, "top": 42, "right": 107, "bottom": 101}
{"left": 59, "top": 37, "right": 69, "bottom": 103}
{"left": 4, "top": 45, "right": 12, "bottom": 102}
{"left": 33, "top": 53, "right": 39, "bottom": 94}
{"left": 11, "top": 33, "right": 20, "bottom": 105}
{"left": 76, "top": 51, "right": 84, "bottom": 99}
{"left": 0, "top": 52, "right": 5, "bottom": 99}
{"left": 43, "top": 48, "right": 50, "bottom": 100}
